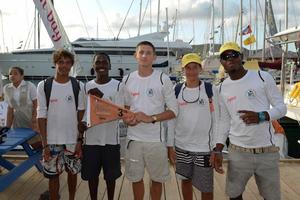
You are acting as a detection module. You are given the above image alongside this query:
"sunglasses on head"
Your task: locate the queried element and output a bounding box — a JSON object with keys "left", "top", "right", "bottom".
{"left": 221, "top": 52, "right": 240, "bottom": 61}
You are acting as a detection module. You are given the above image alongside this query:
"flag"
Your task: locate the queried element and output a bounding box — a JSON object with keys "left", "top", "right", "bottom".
{"left": 33, "top": 0, "right": 83, "bottom": 76}
{"left": 87, "top": 95, "right": 134, "bottom": 127}
{"left": 240, "top": 25, "right": 252, "bottom": 35}
{"left": 243, "top": 35, "right": 256, "bottom": 46}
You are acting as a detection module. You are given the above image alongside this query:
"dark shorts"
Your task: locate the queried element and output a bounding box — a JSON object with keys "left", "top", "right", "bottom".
{"left": 81, "top": 144, "right": 122, "bottom": 181}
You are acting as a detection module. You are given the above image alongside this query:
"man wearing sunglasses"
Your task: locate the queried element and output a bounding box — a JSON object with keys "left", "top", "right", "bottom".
{"left": 211, "top": 42, "right": 286, "bottom": 200}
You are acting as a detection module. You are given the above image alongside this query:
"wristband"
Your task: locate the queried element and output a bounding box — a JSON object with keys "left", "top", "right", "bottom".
{"left": 258, "top": 112, "right": 266, "bottom": 122}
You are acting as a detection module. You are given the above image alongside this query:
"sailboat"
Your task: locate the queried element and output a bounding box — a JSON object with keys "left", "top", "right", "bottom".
{"left": 0, "top": 0, "right": 192, "bottom": 82}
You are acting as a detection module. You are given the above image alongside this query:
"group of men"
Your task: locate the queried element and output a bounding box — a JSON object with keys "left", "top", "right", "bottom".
{"left": 3, "top": 40, "right": 286, "bottom": 200}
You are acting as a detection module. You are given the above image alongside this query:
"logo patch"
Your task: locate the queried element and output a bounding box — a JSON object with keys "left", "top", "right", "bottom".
{"left": 146, "top": 88, "right": 154, "bottom": 97}
{"left": 65, "top": 95, "right": 73, "bottom": 103}
{"left": 198, "top": 98, "right": 205, "bottom": 105}
{"left": 246, "top": 89, "right": 256, "bottom": 99}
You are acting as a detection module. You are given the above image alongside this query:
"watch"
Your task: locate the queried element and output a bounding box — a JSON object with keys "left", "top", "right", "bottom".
{"left": 151, "top": 115, "right": 158, "bottom": 124}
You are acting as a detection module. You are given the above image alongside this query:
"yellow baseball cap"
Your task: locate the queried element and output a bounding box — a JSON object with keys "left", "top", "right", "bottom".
{"left": 219, "top": 42, "right": 241, "bottom": 56}
{"left": 181, "top": 53, "right": 202, "bottom": 68}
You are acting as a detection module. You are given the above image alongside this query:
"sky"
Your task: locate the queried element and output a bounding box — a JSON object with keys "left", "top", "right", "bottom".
{"left": 0, "top": 0, "right": 299, "bottom": 52}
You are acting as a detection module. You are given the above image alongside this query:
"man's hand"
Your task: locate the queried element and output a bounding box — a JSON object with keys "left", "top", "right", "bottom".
{"left": 238, "top": 110, "right": 259, "bottom": 124}
{"left": 74, "top": 142, "right": 82, "bottom": 158}
{"left": 135, "top": 112, "right": 153, "bottom": 123}
{"left": 88, "top": 88, "right": 104, "bottom": 98}
{"left": 122, "top": 113, "right": 138, "bottom": 126}
{"left": 43, "top": 146, "right": 51, "bottom": 162}
{"left": 167, "top": 147, "right": 176, "bottom": 165}
{"left": 78, "top": 121, "right": 87, "bottom": 133}
{"left": 210, "top": 152, "right": 224, "bottom": 174}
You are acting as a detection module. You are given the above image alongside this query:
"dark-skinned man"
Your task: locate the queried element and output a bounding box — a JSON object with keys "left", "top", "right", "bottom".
{"left": 210, "top": 42, "right": 287, "bottom": 200}
{"left": 80, "top": 53, "right": 122, "bottom": 200}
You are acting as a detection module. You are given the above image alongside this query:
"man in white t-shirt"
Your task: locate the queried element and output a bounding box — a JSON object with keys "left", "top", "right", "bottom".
{"left": 168, "top": 53, "right": 218, "bottom": 200}
{"left": 37, "top": 49, "right": 85, "bottom": 200}
{"left": 211, "top": 42, "right": 287, "bottom": 200}
{"left": 121, "top": 41, "right": 178, "bottom": 200}
{"left": 80, "top": 53, "right": 122, "bottom": 200}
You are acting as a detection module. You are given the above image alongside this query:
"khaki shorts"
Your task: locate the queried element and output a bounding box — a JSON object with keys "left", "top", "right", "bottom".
{"left": 125, "top": 140, "right": 170, "bottom": 183}
{"left": 226, "top": 147, "right": 280, "bottom": 199}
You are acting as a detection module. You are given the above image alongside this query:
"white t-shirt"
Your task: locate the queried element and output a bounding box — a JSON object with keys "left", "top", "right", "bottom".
{"left": 167, "top": 82, "right": 219, "bottom": 152}
{"left": 121, "top": 70, "right": 178, "bottom": 143}
{"left": 216, "top": 70, "right": 287, "bottom": 148}
{"left": 4, "top": 80, "right": 37, "bottom": 107}
{"left": 84, "top": 79, "right": 122, "bottom": 146}
{"left": 37, "top": 79, "right": 85, "bottom": 144}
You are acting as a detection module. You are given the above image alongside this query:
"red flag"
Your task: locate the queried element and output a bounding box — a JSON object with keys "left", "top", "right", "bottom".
{"left": 87, "top": 95, "right": 133, "bottom": 127}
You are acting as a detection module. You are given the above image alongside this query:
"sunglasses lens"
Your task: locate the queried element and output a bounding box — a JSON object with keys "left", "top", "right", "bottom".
{"left": 221, "top": 52, "right": 240, "bottom": 60}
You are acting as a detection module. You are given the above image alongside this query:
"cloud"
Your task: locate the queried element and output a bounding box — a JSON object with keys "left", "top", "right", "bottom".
{"left": 65, "top": 23, "right": 93, "bottom": 30}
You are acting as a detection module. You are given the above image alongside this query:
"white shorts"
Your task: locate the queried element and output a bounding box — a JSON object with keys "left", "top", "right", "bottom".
{"left": 125, "top": 140, "right": 170, "bottom": 183}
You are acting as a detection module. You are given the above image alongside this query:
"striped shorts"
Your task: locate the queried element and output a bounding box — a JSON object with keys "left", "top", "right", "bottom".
{"left": 175, "top": 147, "right": 213, "bottom": 193}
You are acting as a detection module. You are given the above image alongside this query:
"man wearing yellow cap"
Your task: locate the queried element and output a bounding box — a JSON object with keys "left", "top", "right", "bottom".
{"left": 211, "top": 42, "right": 286, "bottom": 200}
{"left": 167, "top": 53, "right": 219, "bottom": 200}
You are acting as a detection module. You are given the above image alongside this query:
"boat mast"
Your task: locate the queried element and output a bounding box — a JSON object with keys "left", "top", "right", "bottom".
{"left": 173, "top": 9, "right": 178, "bottom": 41}
{"left": 255, "top": 0, "right": 258, "bottom": 52}
{"left": 280, "top": 0, "right": 288, "bottom": 95}
{"left": 150, "top": 0, "right": 152, "bottom": 33}
{"left": 209, "top": 0, "right": 215, "bottom": 55}
{"left": 249, "top": 0, "right": 252, "bottom": 53}
{"left": 240, "top": 0, "right": 243, "bottom": 53}
{"left": 166, "top": 8, "right": 170, "bottom": 64}
{"left": 138, "top": 0, "right": 142, "bottom": 36}
{"left": 262, "top": 0, "right": 267, "bottom": 62}
{"left": 221, "top": 0, "right": 224, "bottom": 45}
{"left": 157, "top": 0, "right": 160, "bottom": 32}
{"left": 0, "top": 10, "right": 6, "bottom": 52}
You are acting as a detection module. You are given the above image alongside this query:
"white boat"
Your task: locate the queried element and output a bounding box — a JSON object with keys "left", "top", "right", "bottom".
{"left": 0, "top": 31, "right": 192, "bottom": 81}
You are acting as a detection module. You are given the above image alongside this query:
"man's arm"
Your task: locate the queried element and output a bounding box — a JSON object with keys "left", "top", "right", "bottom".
{"left": 36, "top": 81, "right": 50, "bottom": 160}
{"left": 38, "top": 118, "right": 47, "bottom": 147}
{"left": 135, "top": 110, "right": 175, "bottom": 123}
{"left": 264, "top": 72, "right": 287, "bottom": 120}
{"left": 210, "top": 94, "right": 231, "bottom": 174}
{"left": 77, "top": 110, "right": 85, "bottom": 139}
{"left": 6, "top": 106, "right": 14, "bottom": 128}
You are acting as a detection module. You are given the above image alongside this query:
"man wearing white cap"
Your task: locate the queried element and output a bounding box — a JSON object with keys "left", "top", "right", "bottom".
{"left": 211, "top": 42, "right": 287, "bottom": 200}
{"left": 168, "top": 53, "right": 219, "bottom": 200}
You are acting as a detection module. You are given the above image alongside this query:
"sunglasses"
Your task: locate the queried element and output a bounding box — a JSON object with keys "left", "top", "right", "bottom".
{"left": 221, "top": 52, "right": 240, "bottom": 61}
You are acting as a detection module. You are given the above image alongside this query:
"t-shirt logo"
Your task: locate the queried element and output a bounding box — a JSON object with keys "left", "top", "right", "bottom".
{"left": 246, "top": 89, "right": 256, "bottom": 99}
{"left": 146, "top": 88, "right": 154, "bottom": 97}
{"left": 65, "top": 95, "right": 73, "bottom": 103}
{"left": 198, "top": 98, "right": 205, "bottom": 105}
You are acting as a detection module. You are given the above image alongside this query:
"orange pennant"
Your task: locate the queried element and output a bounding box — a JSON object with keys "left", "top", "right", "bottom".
{"left": 87, "top": 95, "right": 133, "bottom": 127}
